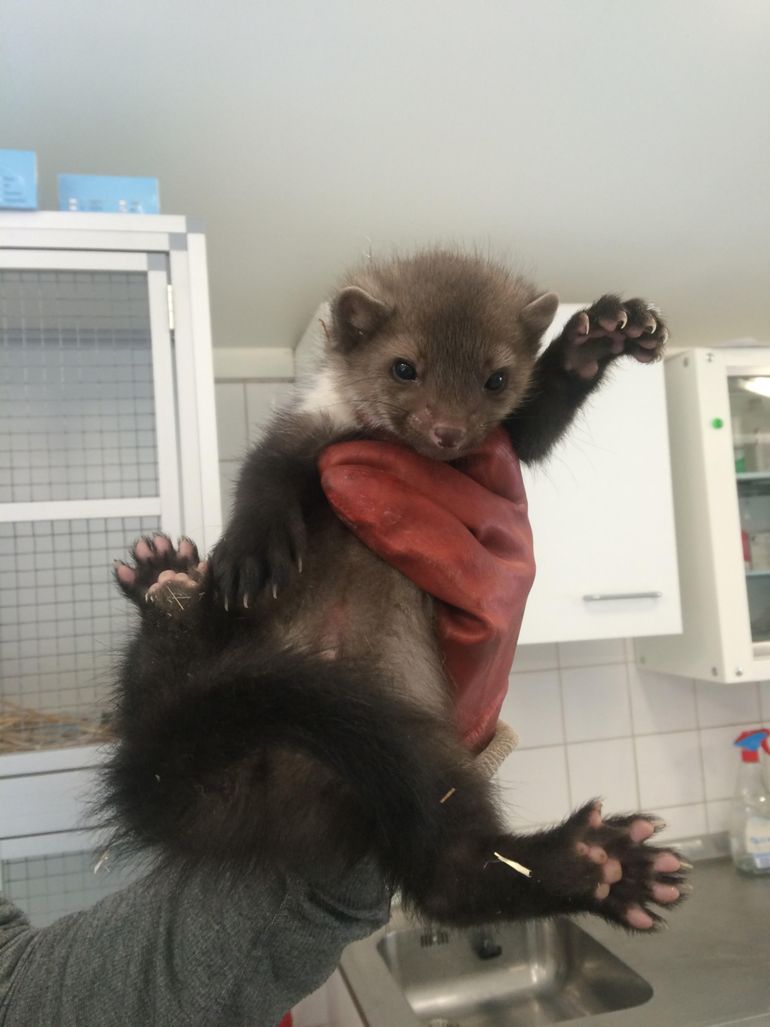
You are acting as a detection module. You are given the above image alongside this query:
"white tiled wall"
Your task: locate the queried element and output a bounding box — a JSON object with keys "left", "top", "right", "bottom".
{"left": 215, "top": 379, "right": 294, "bottom": 521}
{"left": 215, "top": 378, "right": 770, "bottom": 850}
{"left": 498, "top": 639, "right": 770, "bottom": 845}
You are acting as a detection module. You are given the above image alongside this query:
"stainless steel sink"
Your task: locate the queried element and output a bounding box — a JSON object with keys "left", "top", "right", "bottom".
{"left": 353, "top": 915, "right": 652, "bottom": 1027}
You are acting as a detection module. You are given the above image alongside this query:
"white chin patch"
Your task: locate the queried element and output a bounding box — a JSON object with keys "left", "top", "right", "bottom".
{"left": 298, "top": 368, "right": 358, "bottom": 431}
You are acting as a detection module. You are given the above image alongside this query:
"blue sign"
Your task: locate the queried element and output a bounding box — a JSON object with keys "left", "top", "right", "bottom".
{"left": 58, "top": 174, "right": 160, "bottom": 214}
{"left": 0, "top": 150, "right": 38, "bottom": 210}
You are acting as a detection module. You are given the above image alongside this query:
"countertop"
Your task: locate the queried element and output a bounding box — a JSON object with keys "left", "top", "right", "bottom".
{"left": 340, "top": 837, "right": 770, "bottom": 1027}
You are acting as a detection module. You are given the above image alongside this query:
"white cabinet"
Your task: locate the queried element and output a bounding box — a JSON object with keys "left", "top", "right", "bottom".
{"left": 518, "top": 308, "right": 681, "bottom": 645}
{"left": 636, "top": 347, "right": 770, "bottom": 683}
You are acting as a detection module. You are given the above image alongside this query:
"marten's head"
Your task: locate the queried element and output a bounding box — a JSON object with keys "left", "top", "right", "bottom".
{"left": 325, "top": 249, "right": 558, "bottom": 460}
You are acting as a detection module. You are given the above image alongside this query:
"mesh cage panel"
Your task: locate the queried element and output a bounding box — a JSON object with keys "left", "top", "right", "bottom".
{"left": 0, "top": 515, "right": 158, "bottom": 752}
{"left": 0, "top": 270, "right": 158, "bottom": 503}
{"left": 2, "top": 849, "right": 142, "bottom": 927}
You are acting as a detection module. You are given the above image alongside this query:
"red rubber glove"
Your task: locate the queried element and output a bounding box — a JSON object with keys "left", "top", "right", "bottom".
{"left": 318, "top": 428, "right": 535, "bottom": 753}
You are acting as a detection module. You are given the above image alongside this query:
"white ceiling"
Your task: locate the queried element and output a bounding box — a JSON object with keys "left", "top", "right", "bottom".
{"left": 1, "top": 0, "right": 768, "bottom": 351}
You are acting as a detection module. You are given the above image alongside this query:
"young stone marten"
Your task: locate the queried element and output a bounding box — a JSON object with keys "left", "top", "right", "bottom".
{"left": 108, "top": 249, "right": 686, "bottom": 932}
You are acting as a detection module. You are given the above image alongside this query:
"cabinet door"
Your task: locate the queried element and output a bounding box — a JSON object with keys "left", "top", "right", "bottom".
{"left": 636, "top": 348, "right": 770, "bottom": 682}
{"left": 519, "top": 357, "right": 681, "bottom": 644}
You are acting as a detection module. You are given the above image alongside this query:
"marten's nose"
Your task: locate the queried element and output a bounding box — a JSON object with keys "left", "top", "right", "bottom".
{"left": 431, "top": 425, "right": 466, "bottom": 449}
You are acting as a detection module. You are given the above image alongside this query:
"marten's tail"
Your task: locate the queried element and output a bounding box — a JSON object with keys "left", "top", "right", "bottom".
{"left": 99, "top": 647, "right": 501, "bottom": 903}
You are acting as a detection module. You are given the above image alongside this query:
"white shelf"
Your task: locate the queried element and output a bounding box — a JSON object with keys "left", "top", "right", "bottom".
{"left": 736, "top": 472, "right": 770, "bottom": 482}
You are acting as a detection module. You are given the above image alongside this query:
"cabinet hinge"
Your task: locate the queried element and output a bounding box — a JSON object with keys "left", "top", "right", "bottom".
{"left": 166, "top": 284, "right": 175, "bottom": 333}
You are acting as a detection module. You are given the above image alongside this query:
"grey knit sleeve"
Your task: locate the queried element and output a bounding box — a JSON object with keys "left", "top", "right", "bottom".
{"left": 0, "top": 860, "right": 390, "bottom": 1027}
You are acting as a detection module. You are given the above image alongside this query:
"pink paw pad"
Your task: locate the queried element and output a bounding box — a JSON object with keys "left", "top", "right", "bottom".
{"left": 574, "top": 802, "right": 687, "bottom": 930}
{"left": 114, "top": 533, "right": 206, "bottom": 619}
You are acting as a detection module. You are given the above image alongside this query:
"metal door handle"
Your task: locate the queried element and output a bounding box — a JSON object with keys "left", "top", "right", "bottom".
{"left": 582, "top": 591, "right": 663, "bottom": 602}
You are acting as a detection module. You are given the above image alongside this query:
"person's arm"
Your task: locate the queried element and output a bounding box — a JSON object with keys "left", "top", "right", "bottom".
{"left": 0, "top": 860, "right": 389, "bottom": 1027}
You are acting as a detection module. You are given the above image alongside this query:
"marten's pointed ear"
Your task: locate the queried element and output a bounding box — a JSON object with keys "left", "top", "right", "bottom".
{"left": 521, "top": 292, "right": 559, "bottom": 337}
{"left": 331, "top": 286, "right": 393, "bottom": 350}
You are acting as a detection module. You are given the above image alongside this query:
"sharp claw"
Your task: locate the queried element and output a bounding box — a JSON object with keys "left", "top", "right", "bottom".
{"left": 574, "top": 312, "right": 590, "bottom": 337}
{"left": 599, "top": 313, "right": 628, "bottom": 332}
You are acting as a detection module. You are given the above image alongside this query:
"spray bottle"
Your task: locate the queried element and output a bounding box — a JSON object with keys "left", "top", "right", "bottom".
{"left": 730, "top": 728, "right": 770, "bottom": 874}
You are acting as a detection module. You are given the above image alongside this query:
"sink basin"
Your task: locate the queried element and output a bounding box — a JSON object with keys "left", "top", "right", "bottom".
{"left": 375, "top": 917, "right": 652, "bottom": 1027}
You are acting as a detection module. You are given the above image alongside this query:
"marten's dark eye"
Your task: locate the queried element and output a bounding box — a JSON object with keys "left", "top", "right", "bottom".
{"left": 485, "top": 370, "right": 506, "bottom": 392}
{"left": 392, "top": 359, "right": 417, "bottom": 382}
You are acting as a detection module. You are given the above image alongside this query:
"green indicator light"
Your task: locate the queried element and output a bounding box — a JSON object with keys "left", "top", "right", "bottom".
{"left": 711, "top": 417, "right": 724, "bottom": 429}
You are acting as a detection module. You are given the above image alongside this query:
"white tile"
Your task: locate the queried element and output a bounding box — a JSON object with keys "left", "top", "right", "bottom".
{"left": 627, "top": 665, "right": 697, "bottom": 735}
{"left": 500, "top": 670, "right": 563, "bottom": 749}
{"left": 292, "top": 983, "right": 329, "bottom": 1027}
{"left": 651, "top": 803, "right": 708, "bottom": 843}
{"left": 758, "top": 681, "right": 770, "bottom": 721}
{"left": 634, "top": 731, "right": 704, "bottom": 809}
{"left": 560, "top": 664, "right": 632, "bottom": 743}
{"left": 557, "top": 639, "right": 627, "bottom": 668}
{"left": 699, "top": 725, "right": 748, "bottom": 802}
{"left": 706, "top": 798, "right": 733, "bottom": 835}
{"left": 495, "top": 745, "right": 570, "bottom": 830}
{"left": 566, "top": 739, "right": 639, "bottom": 813}
{"left": 219, "top": 461, "right": 241, "bottom": 522}
{"left": 695, "top": 681, "right": 761, "bottom": 729}
{"left": 327, "top": 968, "right": 365, "bottom": 1027}
{"left": 214, "top": 383, "right": 248, "bottom": 460}
{"left": 511, "top": 643, "right": 559, "bottom": 674}
{"left": 245, "top": 381, "right": 293, "bottom": 441}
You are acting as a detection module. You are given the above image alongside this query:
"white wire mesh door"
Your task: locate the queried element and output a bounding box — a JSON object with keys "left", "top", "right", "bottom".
{"left": 0, "top": 250, "right": 181, "bottom": 755}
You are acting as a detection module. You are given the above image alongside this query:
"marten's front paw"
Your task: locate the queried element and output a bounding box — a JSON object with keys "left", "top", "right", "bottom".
{"left": 209, "top": 507, "right": 307, "bottom": 610}
{"left": 502, "top": 800, "right": 689, "bottom": 931}
{"left": 560, "top": 296, "right": 668, "bottom": 380}
{"left": 115, "top": 534, "right": 206, "bottom": 618}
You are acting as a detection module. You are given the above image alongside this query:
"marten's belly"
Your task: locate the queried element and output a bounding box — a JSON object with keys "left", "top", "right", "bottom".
{"left": 266, "top": 512, "right": 451, "bottom": 716}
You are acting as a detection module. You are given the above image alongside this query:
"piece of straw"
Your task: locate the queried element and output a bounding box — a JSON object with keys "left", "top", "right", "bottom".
{"left": 493, "top": 851, "right": 532, "bottom": 878}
